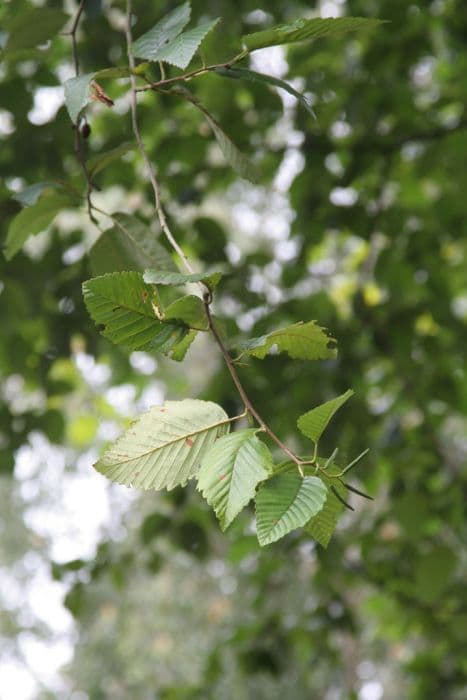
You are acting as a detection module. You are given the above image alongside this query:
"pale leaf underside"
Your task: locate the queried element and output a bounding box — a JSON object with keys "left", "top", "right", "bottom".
{"left": 95, "top": 399, "right": 230, "bottom": 491}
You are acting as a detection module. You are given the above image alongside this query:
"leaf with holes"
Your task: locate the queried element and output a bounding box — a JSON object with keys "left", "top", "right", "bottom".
{"left": 5, "top": 192, "right": 75, "bottom": 260}
{"left": 95, "top": 399, "right": 230, "bottom": 491}
{"left": 144, "top": 269, "right": 223, "bottom": 289}
{"left": 297, "top": 390, "right": 354, "bottom": 444}
{"left": 237, "top": 321, "right": 336, "bottom": 361}
{"left": 243, "top": 16, "right": 386, "bottom": 52}
{"left": 133, "top": 2, "right": 191, "bottom": 60}
{"left": 255, "top": 473, "right": 327, "bottom": 546}
{"left": 82, "top": 271, "right": 188, "bottom": 352}
{"left": 90, "top": 213, "right": 175, "bottom": 276}
{"left": 215, "top": 67, "right": 315, "bottom": 118}
{"left": 198, "top": 430, "right": 273, "bottom": 530}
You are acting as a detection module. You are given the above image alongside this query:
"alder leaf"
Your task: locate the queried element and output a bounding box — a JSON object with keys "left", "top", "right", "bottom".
{"left": 237, "top": 321, "right": 336, "bottom": 361}
{"left": 144, "top": 269, "right": 222, "bottom": 289}
{"left": 255, "top": 473, "right": 327, "bottom": 546}
{"left": 215, "top": 67, "right": 315, "bottom": 118}
{"left": 297, "top": 390, "right": 354, "bottom": 444}
{"left": 90, "top": 213, "right": 175, "bottom": 275}
{"left": 304, "top": 465, "right": 345, "bottom": 548}
{"left": 243, "top": 17, "right": 386, "bottom": 52}
{"left": 133, "top": 2, "right": 191, "bottom": 60}
{"left": 95, "top": 399, "right": 230, "bottom": 491}
{"left": 164, "top": 295, "right": 208, "bottom": 330}
{"left": 168, "top": 329, "right": 197, "bottom": 362}
{"left": 82, "top": 271, "right": 188, "bottom": 352}
{"left": 198, "top": 430, "right": 273, "bottom": 530}
{"left": 4, "top": 192, "right": 75, "bottom": 260}
{"left": 64, "top": 73, "right": 96, "bottom": 122}
{"left": 148, "top": 18, "right": 220, "bottom": 69}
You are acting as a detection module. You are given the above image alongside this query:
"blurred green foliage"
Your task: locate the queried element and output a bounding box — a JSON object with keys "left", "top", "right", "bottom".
{"left": 1, "top": 0, "right": 466, "bottom": 698}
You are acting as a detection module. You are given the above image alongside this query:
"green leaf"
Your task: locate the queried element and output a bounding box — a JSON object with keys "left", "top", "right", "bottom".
{"left": 242, "top": 17, "right": 386, "bottom": 52}
{"left": 147, "top": 18, "right": 220, "bottom": 69}
{"left": 215, "top": 67, "right": 315, "bottom": 118}
{"left": 255, "top": 474, "right": 327, "bottom": 546}
{"left": 13, "top": 182, "right": 62, "bottom": 207}
{"left": 4, "top": 192, "right": 74, "bottom": 260}
{"left": 304, "top": 467, "right": 345, "bottom": 548}
{"left": 297, "top": 390, "right": 354, "bottom": 444}
{"left": 173, "top": 88, "right": 260, "bottom": 183}
{"left": 3, "top": 8, "right": 69, "bottom": 53}
{"left": 94, "top": 399, "right": 230, "bottom": 491}
{"left": 164, "top": 295, "right": 208, "bottom": 330}
{"left": 82, "top": 271, "right": 188, "bottom": 352}
{"left": 198, "top": 430, "right": 273, "bottom": 530}
{"left": 87, "top": 142, "right": 135, "bottom": 177}
{"left": 143, "top": 269, "right": 222, "bottom": 289}
{"left": 133, "top": 2, "right": 191, "bottom": 61}
{"left": 196, "top": 102, "right": 260, "bottom": 183}
{"left": 89, "top": 213, "right": 175, "bottom": 276}
{"left": 168, "top": 329, "right": 197, "bottom": 361}
{"left": 237, "top": 321, "right": 336, "bottom": 361}
{"left": 64, "top": 73, "right": 95, "bottom": 123}
{"left": 93, "top": 66, "right": 133, "bottom": 79}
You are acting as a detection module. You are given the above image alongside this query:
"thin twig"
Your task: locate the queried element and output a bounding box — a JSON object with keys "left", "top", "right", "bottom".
{"left": 135, "top": 52, "right": 248, "bottom": 93}
{"left": 68, "top": 0, "right": 97, "bottom": 223}
{"left": 125, "top": 3, "right": 194, "bottom": 274}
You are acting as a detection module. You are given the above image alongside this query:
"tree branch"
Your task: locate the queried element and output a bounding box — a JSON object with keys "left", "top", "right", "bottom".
{"left": 124, "top": 0, "right": 305, "bottom": 475}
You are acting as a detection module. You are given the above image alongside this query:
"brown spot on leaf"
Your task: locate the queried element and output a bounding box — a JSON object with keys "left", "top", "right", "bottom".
{"left": 185, "top": 438, "right": 194, "bottom": 447}
{"left": 219, "top": 474, "right": 226, "bottom": 481}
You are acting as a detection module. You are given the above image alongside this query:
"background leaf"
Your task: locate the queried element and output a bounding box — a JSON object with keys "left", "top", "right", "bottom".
{"left": 95, "top": 399, "right": 230, "bottom": 491}
{"left": 82, "top": 271, "right": 188, "bottom": 352}
{"left": 12, "top": 182, "right": 62, "bottom": 207}
{"left": 255, "top": 473, "right": 327, "bottom": 546}
{"left": 215, "top": 67, "right": 315, "bottom": 118}
{"left": 237, "top": 321, "right": 336, "bottom": 361}
{"left": 90, "top": 214, "right": 175, "bottom": 276}
{"left": 243, "top": 16, "right": 386, "bottom": 51}
{"left": 4, "top": 192, "right": 74, "bottom": 260}
{"left": 198, "top": 430, "right": 273, "bottom": 530}
{"left": 297, "top": 390, "right": 354, "bottom": 444}
{"left": 87, "top": 142, "right": 135, "bottom": 177}
{"left": 143, "top": 269, "right": 222, "bottom": 288}
{"left": 3, "top": 8, "right": 69, "bottom": 53}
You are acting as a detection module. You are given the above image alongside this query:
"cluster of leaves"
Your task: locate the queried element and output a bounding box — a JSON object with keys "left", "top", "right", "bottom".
{"left": 3, "top": 2, "right": 381, "bottom": 546}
